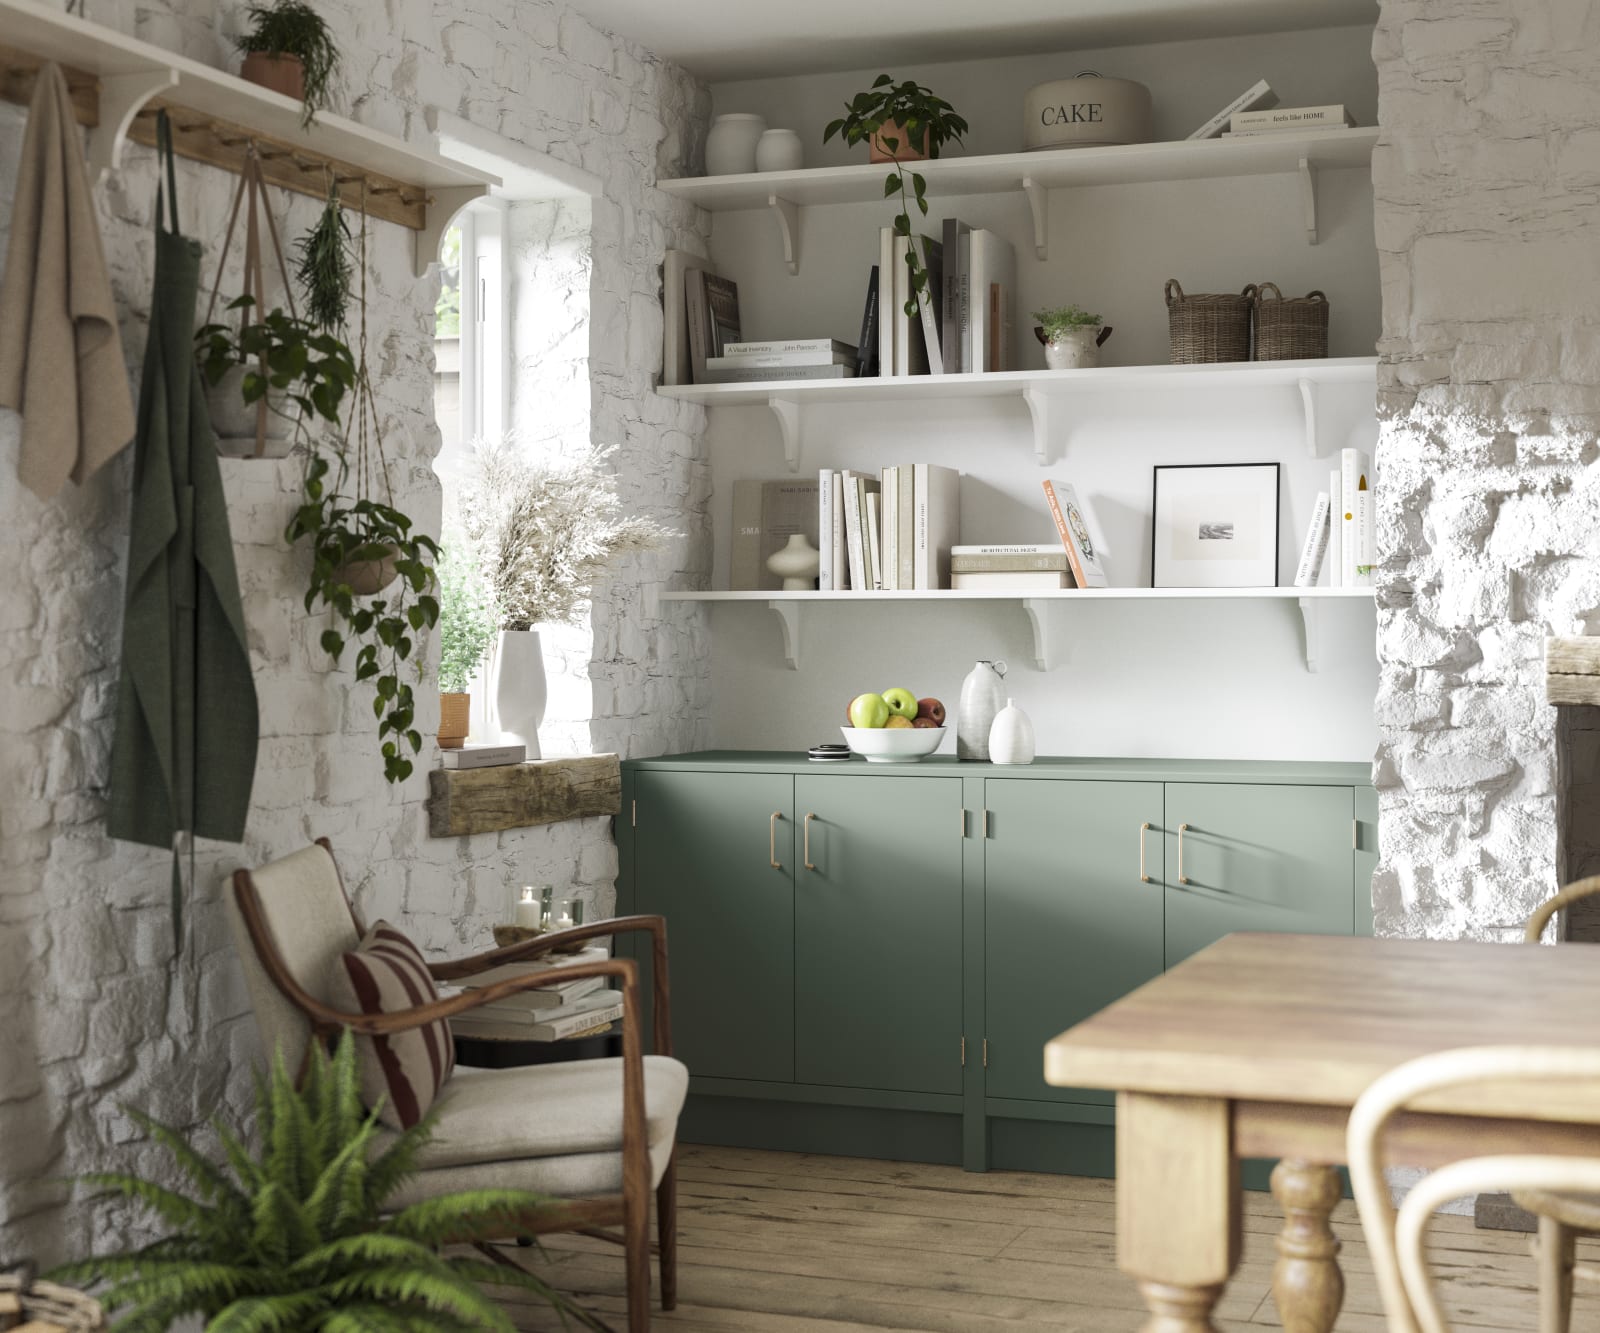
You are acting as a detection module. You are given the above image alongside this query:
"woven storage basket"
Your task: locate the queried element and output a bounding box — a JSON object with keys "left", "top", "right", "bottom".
{"left": 0, "top": 1274, "right": 106, "bottom": 1330}
{"left": 1253, "top": 282, "right": 1329, "bottom": 360}
{"left": 1165, "top": 279, "right": 1256, "bottom": 363}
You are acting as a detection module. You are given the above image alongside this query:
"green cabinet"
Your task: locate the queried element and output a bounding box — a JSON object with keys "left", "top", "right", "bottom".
{"left": 983, "top": 779, "right": 1165, "bottom": 1105}
{"left": 794, "top": 774, "right": 964, "bottom": 1095}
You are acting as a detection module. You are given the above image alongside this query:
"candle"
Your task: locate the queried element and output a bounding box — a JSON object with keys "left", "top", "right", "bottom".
{"left": 555, "top": 912, "right": 574, "bottom": 930}
{"left": 514, "top": 887, "right": 542, "bottom": 929}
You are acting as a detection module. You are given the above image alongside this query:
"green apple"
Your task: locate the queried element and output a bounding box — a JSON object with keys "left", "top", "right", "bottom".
{"left": 848, "top": 692, "right": 890, "bottom": 729}
{"left": 881, "top": 687, "right": 918, "bottom": 720}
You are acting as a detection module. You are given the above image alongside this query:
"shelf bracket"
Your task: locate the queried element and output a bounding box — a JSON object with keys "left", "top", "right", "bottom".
{"left": 1297, "top": 596, "right": 1321, "bottom": 673}
{"left": 415, "top": 184, "right": 493, "bottom": 277}
{"left": 1298, "top": 156, "right": 1319, "bottom": 245}
{"left": 1020, "top": 176, "right": 1049, "bottom": 260}
{"left": 766, "top": 599, "right": 801, "bottom": 670}
{"left": 88, "top": 68, "right": 179, "bottom": 181}
{"left": 1298, "top": 377, "right": 1318, "bottom": 456}
{"left": 1021, "top": 386, "right": 1056, "bottom": 466}
{"left": 1021, "top": 599, "right": 1066, "bottom": 671}
{"left": 768, "top": 194, "right": 800, "bottom": 275}
{"left": 768, "top": 395, "right": 802, "bottom": 472}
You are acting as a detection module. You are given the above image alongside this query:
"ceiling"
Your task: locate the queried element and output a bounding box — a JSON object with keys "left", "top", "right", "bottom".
{"left": 563, "top": 0, "right": 1377, "bottom": 82}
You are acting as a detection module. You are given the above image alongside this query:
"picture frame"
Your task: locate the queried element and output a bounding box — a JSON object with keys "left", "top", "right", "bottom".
{"left": 1150, "top": 463, "right": 1280, "bottom": 588}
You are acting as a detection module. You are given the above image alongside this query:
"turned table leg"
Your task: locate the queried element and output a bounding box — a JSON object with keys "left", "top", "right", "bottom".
{"left": 1271, "top": 1159, "right": 1345, "bottom": 1333}
{"left": 1117, "top": 1093, "right": 1241, "bottom": 1333}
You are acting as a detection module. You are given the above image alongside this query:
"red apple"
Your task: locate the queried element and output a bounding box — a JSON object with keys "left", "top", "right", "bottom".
{"left": 916, "top": 697, "right": 946, "bottom": 726}
{"left": 911, "top": 715, "right": 939, "bottom": 729}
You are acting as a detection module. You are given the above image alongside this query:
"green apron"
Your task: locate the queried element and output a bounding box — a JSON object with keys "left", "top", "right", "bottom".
{"left": 106, "top": 114, "right": 259, "bottom": 921}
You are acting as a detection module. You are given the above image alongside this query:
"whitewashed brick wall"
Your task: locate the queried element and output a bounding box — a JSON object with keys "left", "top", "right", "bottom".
{"left": 1371, "top": 0, "right": 1600, "bottom": 940}
{"left": 0, "top": 0, "right": 709, "bottom": 1265}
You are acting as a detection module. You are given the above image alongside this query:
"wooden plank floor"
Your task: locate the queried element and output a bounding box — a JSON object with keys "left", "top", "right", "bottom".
{"left": 488, "top": 1143, "right": 1600, "bottom": 1331}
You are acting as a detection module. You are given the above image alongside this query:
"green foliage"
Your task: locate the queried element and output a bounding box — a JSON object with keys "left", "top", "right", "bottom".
{"left": 823, "top": 75, "right": 968, "bottom": 322}
{"left": 436, "top": 542, "right": 499, "bottom": 695}
{"left": 295, "top": 183, "right": 353, "bottom": 334}
{"left": 196, "top": 295, "right": 356, "bottom": 435}
{"left": 286, "top": 452, "right": 439, "bottom": 784}
{"left": 435, "top": 226, "right": 462, "bottom": 339}
{"left": 235, "top": 0, "right": 341, "bottom": 128}
{"left": 50, "top": 1033, "right": 607, "bottom": 1331}
{"left": 1032, "top": 304, "right": 1103, "bottom": 338}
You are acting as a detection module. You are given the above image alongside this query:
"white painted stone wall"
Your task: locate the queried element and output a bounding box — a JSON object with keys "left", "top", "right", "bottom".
{"left": 0, "top": 0, "right": 709, "bottom": 1265}
{"left": 1370, "top": 0, "right": 1600, "bottom": 940}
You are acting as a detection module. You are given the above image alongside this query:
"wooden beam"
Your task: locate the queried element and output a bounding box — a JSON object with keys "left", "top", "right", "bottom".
{"left": 428, "top": 755, "right": 623, "bottom": 838}
{"left": 0, "top": 44, "right": 98, "bottom": 124}
{"left": 1547, "top": 636, "right": 1600, "bottom": 706}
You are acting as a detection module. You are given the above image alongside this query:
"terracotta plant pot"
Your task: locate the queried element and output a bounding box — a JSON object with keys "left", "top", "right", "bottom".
{"left": 438, "top": 692, "right": 470, "bottom": 749}
{"left": 869, "top": 119, "right": 930, "bottom": 163}
{"left": 334, "top": 545, "right": 400, "bottom": 595}
{"left": 240, "top": 51, "right": 306, "bottom": 101}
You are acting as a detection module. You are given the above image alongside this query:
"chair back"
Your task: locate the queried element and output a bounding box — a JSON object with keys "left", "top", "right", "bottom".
{"left": 225, "top": 840, "right": 363, "bottom": 1075}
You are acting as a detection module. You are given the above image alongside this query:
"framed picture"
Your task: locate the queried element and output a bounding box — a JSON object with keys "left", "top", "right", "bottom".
{"left": 1151, "top": 463, "right": 1280, "bottom": 588}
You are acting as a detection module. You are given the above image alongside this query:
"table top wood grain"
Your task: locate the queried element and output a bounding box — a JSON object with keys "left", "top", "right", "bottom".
{"left": 1045, "top": 933, "right": 1600, "bottom": 1123}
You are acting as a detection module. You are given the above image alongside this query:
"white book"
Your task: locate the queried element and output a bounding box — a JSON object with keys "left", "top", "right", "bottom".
{"left": 722, "top": 338, "right": 855, "bottom": 356}
{"left": 840, "top": 470, "right": 875, "bottom": 592}
{"left": 1231, "top": 105, "right": 1355, "bottom": 131}
{"left": 951, "top": 571, "right": 1071, "bottom": 590}
{"left": 866, "top": 492, "right": 883, "bottom": 590}
{"left": 469, "top": 982, "right": 618, "bottom": 1025}
{"left": 831, "top": 471, "right": 849, "bottom": 590}
{"left": 913, "top": 463, "right": 962, "bottom": 590}
{"left": 1187, "top": 79, "right": 1277, "bottom": 140}
{"left": 880, "top": 466, "right": 899, "bottom": 591}
{"left": 459, "top": 945, "right": 609, "bottom": 990}
{"left": 1339, "top": 448, "right": 1369, "bottom": 587}
{"left": 1355, "top": 475, "right": 1375, "bottom": 586}
{"left": 440, "top": 744, "right": 525, "bottom": 769}
{"left": 967, "top": 230, "right": 1016, "bottom": 373}
{"left": 458, "top": 974, "right": 606, "bottom": 1011}
{"left": 1327, "top": 467, "right": 1343, "bottom": 587}
{"left": 706, "top": 350, "right": 856, "bottom": 369}
{"left": 878, "top": 227, "right": 897, "bottom": 377}
{"left": 456, "top": 997, "right": 624, "bottom": 1043}
{"left": 818, "top": 469, "right": 835, "bottom": 591}
{"left": 951, "top": 543, "right": 1062, "bottom": 556}
{"left": 958, "top": 230, "right": 972, "bottom": 373}
{"left": 1293, "top": 492, "right": 1332, "bottom": 589}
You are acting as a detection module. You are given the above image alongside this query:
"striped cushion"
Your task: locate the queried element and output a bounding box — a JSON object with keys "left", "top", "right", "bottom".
{"left": 327, "top": 921, "right": 455, "bottom": 1130}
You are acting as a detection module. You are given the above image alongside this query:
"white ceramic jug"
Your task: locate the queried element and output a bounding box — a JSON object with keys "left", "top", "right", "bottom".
{"left": 957, "top": 660, "right": 1007, "bottom": 761}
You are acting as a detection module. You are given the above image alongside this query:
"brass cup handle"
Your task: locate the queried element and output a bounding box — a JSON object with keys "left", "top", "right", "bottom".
{"left": 803, "top": 812, "right": 817, "bottom": 871}
{"left": 1177, "top": 823, "right": 1190, "bottom": 884}
{"left": 1138, "top": 821, "right": 1151, "bottom": 883}
{"left": 769, "top": 811, "right": 782, "bottom": 869}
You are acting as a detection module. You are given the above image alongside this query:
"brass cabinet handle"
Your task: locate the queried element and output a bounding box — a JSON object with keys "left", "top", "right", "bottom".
{"left": 1138, "top": 822, "right": 1152, "bottom": 883}
{"left": 769, "top": 811, "right": 782, "bottom": 869}
{"left": 803, "top": 812, "right": 817, "bottom": 871}
{"left": 1177, "top": 823, "right": 1190, "bottom": 884}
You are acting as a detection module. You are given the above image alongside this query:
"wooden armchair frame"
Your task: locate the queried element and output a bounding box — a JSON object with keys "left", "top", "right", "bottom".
{"left": 230, "top": 838, "right": 676, "bottom": 1332}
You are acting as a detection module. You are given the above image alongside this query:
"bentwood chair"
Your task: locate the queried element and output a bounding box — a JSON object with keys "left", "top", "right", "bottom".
{"left": 224, "top": 838, "right": 686, "bottom": 1332}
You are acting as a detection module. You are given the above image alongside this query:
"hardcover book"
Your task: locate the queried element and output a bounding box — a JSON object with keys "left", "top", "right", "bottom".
{"left": 440, "top": 744, "right": 526, "bottom": 769}
{"left": 1293, "top": 492, "right": 1331, "bottom": 588}
{"left": 951, "top": 570, "right": 1072, "bottom": 590}
{"left": 1042, "top": 480, "right": 1108, "bottom": 588}
{"left": 1187, "top": 79, "right": 1277, "bottom": 140}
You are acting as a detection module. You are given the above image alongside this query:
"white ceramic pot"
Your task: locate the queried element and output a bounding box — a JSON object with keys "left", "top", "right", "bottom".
{"left": 766, "top": 533, "right": 820, "bottom": 590}
{"left": 755, "top": 128, "right": 804, "bottom": 172}
{"left": 705, "top": 113, "right": 767, "bottom": 176}
{"left": 207, "top": 364, "right": 297, "bottom": 458}
{"left": 1044, "top": 328, "right": 1105, "bottom": 370}
{"left": 988, "top": 698, "right": 1036, "bottom": 765}
{"left": 1023, "top": 72, "right": 1153, "bottom": 150}
{"left": 487, "top": 629, "right": 546, "bottom": 758}
{"left": 957, "top": 659, "right": 1007, "bottom": 761}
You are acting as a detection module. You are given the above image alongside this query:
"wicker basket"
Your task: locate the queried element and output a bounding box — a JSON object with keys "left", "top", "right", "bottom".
{"left": 0, "top": 1273, "right": 106, "bottom": 1330}
{"left": 1252, "top": 283, "right": 1329, "bottom": 360}
{"left": 1165, "top": 279, "right": 1257, "bottom": 364}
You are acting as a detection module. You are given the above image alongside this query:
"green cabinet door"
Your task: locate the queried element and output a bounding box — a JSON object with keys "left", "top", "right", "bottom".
{"left": 793, "top": 774, "right": 964, "bottom": 1095}
{"left": 983, "top": 778, "right": 1166, "bottom": 1105}
{"left": 1164, "top": 782, "right": 1356, "bottom": 968}
{"left": 632, "top": 770, "right": 796, "bottom": 1083}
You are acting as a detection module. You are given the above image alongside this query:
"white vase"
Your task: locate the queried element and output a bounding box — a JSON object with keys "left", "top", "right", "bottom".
{"left": 1044, "top": 327, "right": 1104, "bottom": 370}
{"left": 755, "top": 128, "right": 804, "bottom": 172}
{"left": 989, "top": 698, "right": 1036, "bottom": 765}
{"left": 766, "top": 532, "right": 820, "bottom": 590}
{"left": 207, "top": 364, "right": 297, "bottom": 458}
{"left": 957, "top": 660, "right": 1007, "bottom": 762}
{"left": 487, "top": 629, "right": 546, "bottom": 758}
{"left": 705, "top": 113, "right": 767, "bottom": 175}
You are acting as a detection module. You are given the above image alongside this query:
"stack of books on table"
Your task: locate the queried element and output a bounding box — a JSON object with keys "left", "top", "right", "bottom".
{"left": 703, "top": 338, "right": 858, "bottom": 384}
{"left": 1221, "top": 104, "right": 1358, "bottom": 136}
{"left": 816, "top": 463, "right": 961, "bottom": 590}
{"left": 447, "top": 944, "right": 623, "bottom": 1042}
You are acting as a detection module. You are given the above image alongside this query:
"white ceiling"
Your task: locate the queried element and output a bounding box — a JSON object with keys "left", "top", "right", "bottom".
{"left": 565, "top": 0, "right": 1377, "bottom": 82}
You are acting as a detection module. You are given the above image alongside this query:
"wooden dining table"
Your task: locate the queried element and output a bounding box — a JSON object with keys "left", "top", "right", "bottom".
{"left": 1044, "top": 932, "right": 1600, "bottom": 1332}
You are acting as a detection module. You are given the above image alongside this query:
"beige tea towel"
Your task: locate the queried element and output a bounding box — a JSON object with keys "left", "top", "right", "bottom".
{"left": 0, "top": 61, "right": 136, "bottom": 500}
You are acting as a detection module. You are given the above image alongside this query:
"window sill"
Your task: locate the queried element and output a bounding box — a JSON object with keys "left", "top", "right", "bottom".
{"left": 427, "top": 754, "right": 622, "bottom": 837}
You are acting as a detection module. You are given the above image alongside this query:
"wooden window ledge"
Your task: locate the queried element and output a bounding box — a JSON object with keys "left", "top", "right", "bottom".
{"left": 427, "top": 754, "right": 621, "bottom": 837}
{"left": 1548, "top": 637, "right": 1600, "bottom": 706}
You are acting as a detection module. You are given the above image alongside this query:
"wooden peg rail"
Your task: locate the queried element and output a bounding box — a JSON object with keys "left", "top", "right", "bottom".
{"left": 0, "top": 44, "right": 97, "bottom": 125}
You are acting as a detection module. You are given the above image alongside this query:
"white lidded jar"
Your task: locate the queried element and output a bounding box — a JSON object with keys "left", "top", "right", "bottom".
{"left": 957, "top": 660, "right": 1007, "bottom": 761}
{"left": 1023, "top": 71, "right": 1153, "bottom": 150}
{"left": 989, "top": 698, "right": 1036, "bottom": 765}
{"left": 705, "top": 113, "right": 768, "bottom": 176}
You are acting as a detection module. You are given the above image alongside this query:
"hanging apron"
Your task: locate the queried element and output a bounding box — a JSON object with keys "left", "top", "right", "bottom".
{"left": 106, "top": 113, "right": 259, "bottom": 934}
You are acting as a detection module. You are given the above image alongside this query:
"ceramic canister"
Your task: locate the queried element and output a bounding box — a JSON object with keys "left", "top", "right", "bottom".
{"left": 755, "top": 128, "right": 804, "bottom": 172}
{"left": 957, "top": 660, "right": 1008, "bottom": 761}
{"left": 705, "top": 113, "right": 768, "bottom": 175}
{"left": 1023, "top": 72, "right": 1153, "bottom": 150}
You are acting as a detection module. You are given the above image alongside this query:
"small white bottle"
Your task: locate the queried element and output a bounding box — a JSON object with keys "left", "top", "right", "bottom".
{"left": 989, "top": 699, "right": 1036, "bottom": 766}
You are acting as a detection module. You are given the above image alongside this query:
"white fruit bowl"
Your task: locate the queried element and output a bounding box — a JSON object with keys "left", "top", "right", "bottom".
{"left": 840, "top": 726, "right": 946, "bottom": 763}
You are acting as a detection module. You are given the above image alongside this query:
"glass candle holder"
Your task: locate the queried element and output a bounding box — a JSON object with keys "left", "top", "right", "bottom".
{"left": 554, "top": 897, "right": 585, "bottom": 930}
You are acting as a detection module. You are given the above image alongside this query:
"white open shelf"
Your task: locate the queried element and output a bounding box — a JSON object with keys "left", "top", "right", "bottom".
{"left": 660, "top": 127, "right": 1379, "bottom": 267}
{"left": 662, "top": 357, "right": 1379, "bottom": 470}
{"left": 660, "top": 586, "right": 1376, "bottom": 674}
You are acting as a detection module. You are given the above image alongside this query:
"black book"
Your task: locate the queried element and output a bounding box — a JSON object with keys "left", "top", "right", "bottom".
{"left": 856, "top": 264, "right": 880, "bottom": 378}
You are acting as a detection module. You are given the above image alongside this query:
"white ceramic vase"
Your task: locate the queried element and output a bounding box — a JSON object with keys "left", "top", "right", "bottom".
{"left": 766, "top": 532, "right": 820, "bottom": 590}
{"left": 487, "top": 629, "right": 546, "bottom": 758}
{"left": 1044, "top": 328, "right": 1104, "bottom": 370}
{"left": 957, "top": 659, "right": 1007, "bottom": 761}
{"left": 755, "top": 128, "right": 804, "bottom": 172}
{"left": 705, "top": 113, "right": 767, "bottom": 175}
{"left": 989, "top": 698, "right": 1036, "bottom": 765}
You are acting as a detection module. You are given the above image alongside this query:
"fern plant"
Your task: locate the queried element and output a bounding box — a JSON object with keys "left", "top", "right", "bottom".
{"left": 51, "top": 1033, "right": 607, "bottom": 1332}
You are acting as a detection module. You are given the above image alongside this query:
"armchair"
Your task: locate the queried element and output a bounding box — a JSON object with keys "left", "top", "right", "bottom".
{"left": 224, "top": 839, "right": 686, "bottom": 1333}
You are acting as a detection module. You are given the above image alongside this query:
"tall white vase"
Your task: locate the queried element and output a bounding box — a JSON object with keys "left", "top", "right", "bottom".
{"left": 488, "top": 629, "right": 546, "bottom": 758}
{"left": 957, "top": 659, "right": 1007, "bottom": 761}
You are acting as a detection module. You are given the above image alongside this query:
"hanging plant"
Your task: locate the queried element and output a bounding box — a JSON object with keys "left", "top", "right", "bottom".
{"left": 294, "top": 178, "right": 353, "bottom": 333}
{"left": 196, "top": 295, "right": 355, "bottom": 436}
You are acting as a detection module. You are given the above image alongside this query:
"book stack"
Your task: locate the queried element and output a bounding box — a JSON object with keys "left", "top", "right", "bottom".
{"left": 1222, "top": 105, "right": 1358, "bottom": 136}
{"left": 1187, "top": 80, "right": 1277, "bottom": 140}
{"left": 1293, "top": 447, "right": 1374, "bottom": 588}
{"left": 865, "top": 223, "right": 1014, "bottom": 376}
{"left": 704, "top": 338, "right": 857, "bottom": 385}
{"left": 951, "top": 545, "right": 1073, "bottom": 591}
{"left": 447, "top": 945, "right": 624, "bottom": 1042}
{"left": 817, "top": 464, "right": 961, "bottom": 590}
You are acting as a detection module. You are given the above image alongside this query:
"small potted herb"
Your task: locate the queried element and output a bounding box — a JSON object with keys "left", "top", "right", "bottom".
{"left": 436, "top": 543, "right": 498, "bottom": 750}
{"left": 235, "top": 0, "right": 340, "bottom": 127}
{"left": 1032, "top": 304, "right": 1113, "bottom": 370}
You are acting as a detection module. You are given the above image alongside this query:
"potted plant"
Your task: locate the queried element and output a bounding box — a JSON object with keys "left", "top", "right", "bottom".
{"left": 458, "top": 440, "right": 671, "bottom": 757}
{"left": 437, "top": 542, "right": 498, "bottom": 749}
{"left": 824, "top": 75, "right": 968, "bottom": 324}
{"left": 50, "top": 1034, "right": 605, "bottom": 1330}
{"left": 235, "top": 0, "right": 340, "bottom": 127}
{"left": 1032, "top": 304, "right": 1113, "bottom": 369}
